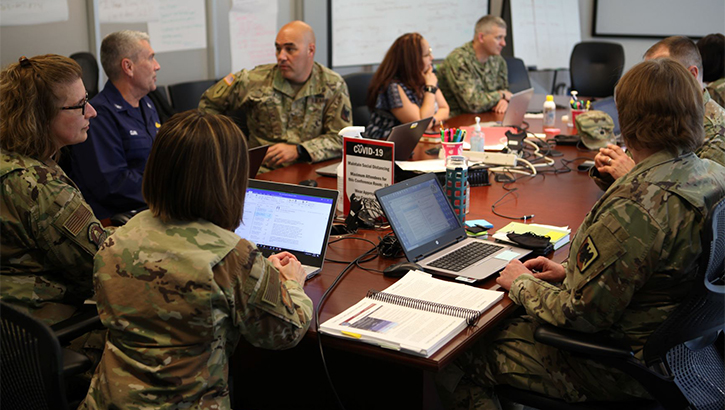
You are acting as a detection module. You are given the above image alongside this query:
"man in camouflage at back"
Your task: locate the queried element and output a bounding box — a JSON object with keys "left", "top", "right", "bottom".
{"left": 591, "top": 36, "right": 725, "bottom": 191}
{"left": 438, "top": 15, "right": 513, "bottom": 116}
{"left": 437, "top": 59, "right": 725, "bottom": 409}
{"left": 199, "top": 20, "right": 351, "bottom": 172}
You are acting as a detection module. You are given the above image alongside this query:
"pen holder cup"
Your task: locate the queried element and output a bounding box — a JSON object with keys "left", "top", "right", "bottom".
{"left": 440, "top": 142, "right": 464, "bottom": 159}
{"left": 570, "top": 109, "right": 586, "bottom": 131}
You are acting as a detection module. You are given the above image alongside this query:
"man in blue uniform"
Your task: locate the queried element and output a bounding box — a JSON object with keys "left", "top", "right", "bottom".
{"left": 69, "top": 30, "right": 161, "bottom": 219}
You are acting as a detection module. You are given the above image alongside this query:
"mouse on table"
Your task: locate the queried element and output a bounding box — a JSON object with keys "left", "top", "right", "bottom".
{"left": 383, "top": 261, "right": 422, "bottom": 278}
{"left": 298, "top": 179, "right": 318, "bottom": 187}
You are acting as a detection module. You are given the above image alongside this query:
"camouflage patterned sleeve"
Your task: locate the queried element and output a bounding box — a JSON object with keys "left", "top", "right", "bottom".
{"left": 219, "top": 240, "right": 312, "bottom": 350}
{"left": 508, "top": 200, "right": 664, "bottom": 333}
{"left": 442, "top": 58, "right": 503, "bottom": 113}
{"left": 198, "top": 71, "right": 250, "bottom": 115}
{"left": 588, "top": 166, "right": 615, "bottom": 192}
{"left": 3, "top": 170, "right": 105, "bottom": 294}
{"left": 300, "top": 79, "right": 351, "bottom": 163}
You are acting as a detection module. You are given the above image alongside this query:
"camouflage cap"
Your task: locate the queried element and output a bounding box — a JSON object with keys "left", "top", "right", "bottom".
{"left": 576, "top": 110, "right": 615, "bottom": 150}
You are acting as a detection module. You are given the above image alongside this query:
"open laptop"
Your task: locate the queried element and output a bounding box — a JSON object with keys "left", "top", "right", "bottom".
{"left": 316, "top": 117, "right": 433, "bottom": 177}
{"left": 248, "top": 145, "right": 269, "bottom": 178}
{"left": 480, "top": 87, "right": 534, "bottom": 128}
{"left": 387, "top": 117, "right": 433, "bottom": 160}
{"left": 375, "top": 173, "right": 531, "bottom": 282}
{"left": 234, "top": 179, "right": 338, "bottom": 280}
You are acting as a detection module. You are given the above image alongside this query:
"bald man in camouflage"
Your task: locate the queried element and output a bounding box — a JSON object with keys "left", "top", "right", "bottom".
{"left": 199, "top": 21, "right": 352, "bottom": 172}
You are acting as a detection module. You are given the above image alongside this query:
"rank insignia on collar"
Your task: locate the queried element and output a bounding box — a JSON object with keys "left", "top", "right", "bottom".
{"left": 576, "top": 236, "right": 598, "bottom": 273}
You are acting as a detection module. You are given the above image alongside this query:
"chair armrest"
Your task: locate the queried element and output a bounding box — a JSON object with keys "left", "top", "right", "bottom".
{"left": 51, "top": 304, "right": 103, "bottom": 346}
{"left": 534, "top": 324, "right": 634, "bottom": 361}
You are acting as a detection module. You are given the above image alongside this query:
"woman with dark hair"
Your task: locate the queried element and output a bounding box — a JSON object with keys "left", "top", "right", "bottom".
{"left": 1, "top": 54, "right": 107, "bottom": 325}
{"left": 365, "top": 32, "right": 449, "bottom": 140}
{"left": 697, "top": 33, "right": 725, "bottom": 107}
{"left": 82, "top": 110, "right": 312, "bottom": 409}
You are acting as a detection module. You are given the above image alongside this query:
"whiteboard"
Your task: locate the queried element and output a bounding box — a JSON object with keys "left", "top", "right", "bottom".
{"left": 594, "top": 0, "right": 725, "bottom": 38}
{"left": 510, "top": 0, "right": 580, "bottom": 70}
{"left": 330, "top": 0, "right": 489, "bottom": 68}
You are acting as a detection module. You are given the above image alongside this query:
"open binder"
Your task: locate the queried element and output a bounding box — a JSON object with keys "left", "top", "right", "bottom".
{"left": 319, "top": 271, "right": 503, "bottom": 357}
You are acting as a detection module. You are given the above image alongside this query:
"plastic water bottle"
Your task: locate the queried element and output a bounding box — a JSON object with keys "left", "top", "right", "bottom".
{"left": 445, "top": 155, "right": 468, "bottom": 222}
{"left": 543, "top": 95, "right": 556, "bottom": 127}
{"left": 470, "top": 116, "right": 485, "bottom": 152}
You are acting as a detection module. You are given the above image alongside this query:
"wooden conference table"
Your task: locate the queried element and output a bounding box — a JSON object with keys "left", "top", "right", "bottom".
{"left": 232, "top": 110, "right": 604, "bottom": 410}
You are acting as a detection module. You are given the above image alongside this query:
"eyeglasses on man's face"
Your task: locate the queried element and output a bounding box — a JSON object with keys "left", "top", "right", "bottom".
{"left": 61, "top": 93, "right": 89, "bottom": 115}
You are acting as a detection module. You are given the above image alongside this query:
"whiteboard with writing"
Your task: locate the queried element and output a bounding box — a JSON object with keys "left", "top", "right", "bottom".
{"left": 98, "top": 0, "right": 159, "bottom": 23}
{"left": 331, "top": 0, "right": 489, "bottom": 68}
{"left": 510, "top": 0, "right": 580, "bottom": 70}
{"left": 0, "top": 0, "right": 69, "bottom": 26}
{"left": 147, "top": 0, "right": 206, "bottom": 53}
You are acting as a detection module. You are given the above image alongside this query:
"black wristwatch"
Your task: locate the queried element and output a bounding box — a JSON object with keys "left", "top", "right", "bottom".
{"left": 296, "top": 144, "right": 311, "bottom": 162}
{"left": 423, "top": 85, "right": 438, "bottom": 94}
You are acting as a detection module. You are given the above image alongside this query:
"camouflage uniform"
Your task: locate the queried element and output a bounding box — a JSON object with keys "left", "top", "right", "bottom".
{"left": 438, "top": 42, "right": 508, "bottom": 117}
{"left": 706, "top": 77, "right": 725, "bottom": 108}
{"left": 198, "top": 62, "right": 352, "bottom": 170}
{"left": 590, "top": 90, "right": 725, "bottom": 190}
{"left": 81, "top": 210, "right": 313, "bottom": 410}
{"left": 441, "top": 150, "right": 725, "bottom": 409}
{"left": 1, "top": 149, "right": 108, "bottom": 325}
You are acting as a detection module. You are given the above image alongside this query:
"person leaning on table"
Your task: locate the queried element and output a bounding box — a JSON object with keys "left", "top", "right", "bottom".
{"left": 199, "top": 20, "right": 351, "bottom": 172}
{"left": 80, "top": 111, "right": 312, "bottom": 409}
{"left": 364, "top": 32, "right": 450, "bottom": 140}
{"left": 436, "top": 58, "right": 725, "bottom": 410}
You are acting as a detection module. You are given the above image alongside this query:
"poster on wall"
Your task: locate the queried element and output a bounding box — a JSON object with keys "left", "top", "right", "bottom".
{"left": 1, "top": 0, "right": 69, "bottom": 26}
{"left": 147, "top": 0, "right": 206, "bottom": 53}
{"left": 229, "top": 0, "right": 277, "bottom": 72}
{"left": 99, "top": 0, "right": 159, "bottom": 23}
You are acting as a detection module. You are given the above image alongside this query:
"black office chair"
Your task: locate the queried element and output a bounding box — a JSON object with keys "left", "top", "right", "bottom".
{"left": 70, "top": 52, "right": 100, "bottom": 99}
{"left": 504, "top": 57, "right": 532, "bottom": 94}
{"left": 167, "top": 79, "right": 217, "bottom": 113}
{"left": 497, "top": 196, "right": 725, "bottom": 410}
{"left": 147, "top": 86, "right": 176, "bottom": 124}
{"left": 343, "top": 72, "right": 374, "bottom": 127}
{"left": 569, "top": 42, "right": 625, "bottom": 98}
{"left": 1, "top": 301, "right": 101, "bottom": 410}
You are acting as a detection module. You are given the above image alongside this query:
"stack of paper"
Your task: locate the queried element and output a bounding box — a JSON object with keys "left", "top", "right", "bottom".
{"left": 492, "top": 222, "right": 571, "bottom": 250}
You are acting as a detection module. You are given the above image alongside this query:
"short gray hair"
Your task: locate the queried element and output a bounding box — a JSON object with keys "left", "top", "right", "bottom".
{"left": 474, "top": 15, "right": 506, "bottom": 37}
{"left": 100, "top": 30, "right": 151, "bottom": 81}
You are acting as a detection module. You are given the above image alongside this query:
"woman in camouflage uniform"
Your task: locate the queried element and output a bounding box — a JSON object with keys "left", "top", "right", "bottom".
{"left": 1, "top": 54, "right": 108, "bottom": 325}
{"left": 82, "top": 111, "right": 313, "bottom": 409}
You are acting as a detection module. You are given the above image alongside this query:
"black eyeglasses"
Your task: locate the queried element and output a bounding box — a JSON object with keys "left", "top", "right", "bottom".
{"left": 61, "top": 93, "right": 89, "bottom": 115}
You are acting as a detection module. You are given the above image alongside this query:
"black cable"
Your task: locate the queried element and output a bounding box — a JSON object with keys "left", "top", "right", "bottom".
{"left": 490, "top": 187, "right": 535, "bottom": 221}
{"left": 325, "top": 236, "right": 378, "bottom": 264}
{"left": 315, "top": 242, "right": 378, "bottom": 410}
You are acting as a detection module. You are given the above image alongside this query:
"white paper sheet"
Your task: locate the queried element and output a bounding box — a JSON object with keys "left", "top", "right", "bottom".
{"left": 229, "top": 0, "right": 277, "bottom": 72}
{"left": 147, "top": 0, "right": 206, "bottom": 53}
{"left": 1, "top": 0, "right": 69, "bottom": 26}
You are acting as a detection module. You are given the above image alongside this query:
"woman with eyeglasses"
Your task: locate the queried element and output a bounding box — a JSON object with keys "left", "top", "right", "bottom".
{"left": 1, "top": 54, "right": 109, "bottom": 326}
{"left": 365, "top": 32, "right": 450, "bottom": 140}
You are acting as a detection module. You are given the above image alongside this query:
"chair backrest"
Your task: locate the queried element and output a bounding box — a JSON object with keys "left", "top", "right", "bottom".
{"left": 569, "top": 42, "right": 625, "bottom": 98}
{"left": 147, "top": 86, "right": 176, "bottom": 124}
{"left": 642, "top": 197, "right": 725, "bottom": 409}
{"left": 343, "top": 72, "right": 374, "bottom": 127}
{"left": 167, "top": 79, "right": 217, "bottom": 113}
{"left": 70, "top": 52, "right": 99, "bottom": 99}
{"left": 504, "top": 57, "right": 532, "bottom": 94}
{"left": 1, "top": 301, "right": 70, "bottom": 410}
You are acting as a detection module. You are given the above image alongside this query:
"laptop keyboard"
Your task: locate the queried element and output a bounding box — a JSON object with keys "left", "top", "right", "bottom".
{"left": 428, "top": 242, "right": 503, "bottom": 272}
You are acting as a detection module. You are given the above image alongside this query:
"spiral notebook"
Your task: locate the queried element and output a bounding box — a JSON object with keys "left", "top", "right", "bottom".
{"left": 319, "top": 270, "right": 503, "bottom": 357}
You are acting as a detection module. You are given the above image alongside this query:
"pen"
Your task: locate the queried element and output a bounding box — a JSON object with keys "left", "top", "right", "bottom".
{"left": 586, "top": 100, "right": 590, "bottom": 110}
{"left": 571, "top": 90, "right": 578, "bottom": 101}
{"left": 341, "top": 330, "right": 361, "bottom": 339}
{"left": 570, "top": 99, "right": 576, "bottom": 109}
{"left": 440, "top": 128, "right": 444, "bottom": 142}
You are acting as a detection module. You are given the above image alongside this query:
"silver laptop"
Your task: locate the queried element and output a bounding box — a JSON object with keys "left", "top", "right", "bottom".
{"left": 481, "top": 87, "right": 534, "bottom": 128}
{"left": 234, "top": 179, "right": 338, "bottom": 280}
{"left": 375, "top": 173, "right": 531, "bottom": 282}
